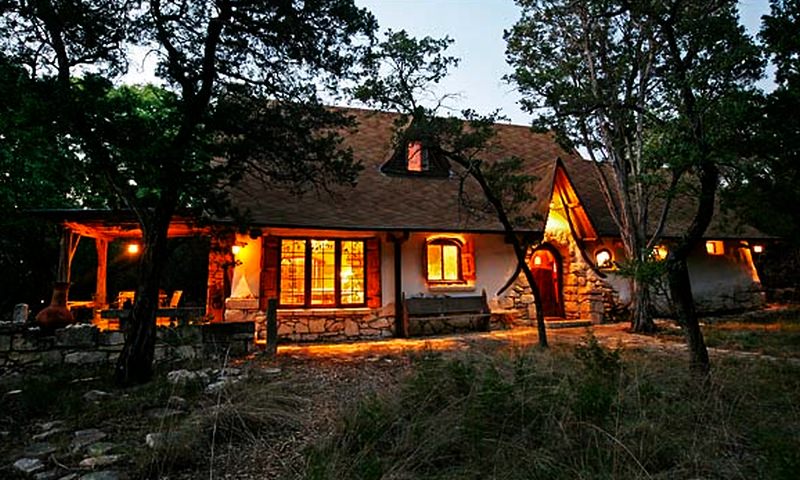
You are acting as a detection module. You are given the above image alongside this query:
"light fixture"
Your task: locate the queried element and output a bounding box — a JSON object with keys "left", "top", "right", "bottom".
{"left": 653, "top": 245, "right": 668, "bottom": 260}
{"left": 753, "top": 245, "right": 764, "bottom": 253}
{"left": 595, "top": 249, "right": 612, "bottom": 268}
{"left": 706, "top": 240, "right": 724, "bottom": 255}
{"left": 126, "top": 243, "right": 140, "bottom": 255}
{"left": 231, "top": 244, "right": 242, "bottom": 255}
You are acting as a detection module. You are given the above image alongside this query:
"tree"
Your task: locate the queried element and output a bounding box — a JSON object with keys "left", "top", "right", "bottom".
{"left": 506, "top": 0, "right": 762, "bottom": 372}
{"left": 354, "top": 31, "right": 550, "bottom": 347}
{"left": 1, "top": 1, "right": 376, "bottom": 384}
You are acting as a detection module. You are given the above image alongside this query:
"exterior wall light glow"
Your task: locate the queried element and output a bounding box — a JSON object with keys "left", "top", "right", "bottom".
{"left": 706, "top": 240, "right": 724, "bottom": 255}
{"left": 653, "top": 245, "right": 668, "bottom": 260}
{"left": 753, "top": 245, "right": 764, "bottom": 253}
{"left": 126, "top": 243, "right": 140, "bottom": 255}
{"left": 595, "top": 249, "right": 612, "bottom": 268}
{"left": 231, "top": 244, "right": 242, "bottom": 255}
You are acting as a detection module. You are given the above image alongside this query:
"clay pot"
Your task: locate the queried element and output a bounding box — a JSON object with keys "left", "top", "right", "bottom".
{"left": 35, "top": 282, "right": 75, "bottom": 330}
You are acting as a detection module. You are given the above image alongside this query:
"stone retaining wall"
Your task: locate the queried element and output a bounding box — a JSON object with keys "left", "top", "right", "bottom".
{"left": 0, "top": 321, "right": 255, "bottom": 376}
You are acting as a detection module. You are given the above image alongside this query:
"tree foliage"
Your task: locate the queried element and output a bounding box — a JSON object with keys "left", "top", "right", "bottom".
{"left": 506, "top": 0, "right": 762, "bottom": 372}
{"left": 1, "top": 0, "right": 377, "bottom": 384}
{"left": 355, "top": 31, "right": 550, "bottom": 346}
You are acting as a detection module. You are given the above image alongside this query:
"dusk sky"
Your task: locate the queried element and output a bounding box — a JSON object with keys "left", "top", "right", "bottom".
{"left": 355, "top": 0, "right": 774, "bottom": 125}
{"left": 120, "top": 1, "right": 774, "bottom": 126}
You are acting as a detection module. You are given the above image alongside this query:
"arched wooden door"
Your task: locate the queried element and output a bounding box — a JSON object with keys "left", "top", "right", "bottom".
{"left": 530, "top": 247, "right": 563, "bottom": 317}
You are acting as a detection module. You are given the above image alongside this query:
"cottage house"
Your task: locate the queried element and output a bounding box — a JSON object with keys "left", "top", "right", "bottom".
{"left": 44, "top": 108, "right": 768, "bottom": 342}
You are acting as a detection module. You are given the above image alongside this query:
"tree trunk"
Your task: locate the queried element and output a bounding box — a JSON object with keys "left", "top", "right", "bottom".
{"left": 630, "top": 277, "right": 656, "bottom": 333}
{"left": 667, "top": 257, "right": 709, "bottom": 373}
{"left": 520, "top": 259, "right": 548, "bottom": 347}
{"left": 115, "top": 213, "right": 172, "bottom": 385}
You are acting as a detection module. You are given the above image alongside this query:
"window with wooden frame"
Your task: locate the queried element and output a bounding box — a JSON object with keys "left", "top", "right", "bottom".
{"left": 260, "top": 237, "right": 380, "bottom": 309}
{"left": 407, "top": 141, "right": 430, "bottom": 172}
{"left": 425, "top": 238, "right": 476, "bottom": 284}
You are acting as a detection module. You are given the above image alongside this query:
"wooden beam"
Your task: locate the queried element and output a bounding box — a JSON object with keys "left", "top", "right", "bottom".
{"left": 95, "top": 238, "right": 108, "bottom": 309}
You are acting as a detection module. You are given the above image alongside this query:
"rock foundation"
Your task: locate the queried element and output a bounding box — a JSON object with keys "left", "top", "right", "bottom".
{"left": 0, "top": 322, "right": 254, "bottom": 376}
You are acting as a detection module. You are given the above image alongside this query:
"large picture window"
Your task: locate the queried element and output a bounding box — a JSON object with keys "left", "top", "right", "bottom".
{"left": 279, "top": 238, "right": 366, "bottom": 307}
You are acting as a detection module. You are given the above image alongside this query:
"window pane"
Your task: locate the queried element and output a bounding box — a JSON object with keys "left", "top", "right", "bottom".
{"left": 340, "top": 241, "right": 365, "bottom": 304}
{"left": 280, "top": 240, "right": 305, "bottom": 305}
{"left": 408, "top": 142, "right": 423, "bottom": 172}
{"left": 443, "top": 244, "right": 460, "bottom": 280}
{"left": 310, "top": 240, "right": 336, "bottom": 305}
{"left": 427, "top": 244, "right": 442, "bottom": 280}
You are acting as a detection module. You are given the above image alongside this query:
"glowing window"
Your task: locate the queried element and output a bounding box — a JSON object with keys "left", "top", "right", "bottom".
{"left": 706, "top": 240, "right": 724, "bottom": 256}
{"left": 340, "top": 241, "right": 365, "bottom": 305}
{"left": 279, "top": 239, "right": 366, "bottom": 307}
{"left": 427, "top": 239, "right": 462, "bottom": 282}
{"left": 279, "top": 240, "right": 306, "bottom": 306}
{"left": 595, "top": 249, "right": 613, "bottom": 269}
{"left": 407, "top": 141, "right": 429, "bottom": 172}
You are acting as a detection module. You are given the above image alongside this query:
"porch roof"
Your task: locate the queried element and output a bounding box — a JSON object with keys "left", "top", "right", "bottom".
{"left": 30, "top": 209, "right": 210, "bottom": 239}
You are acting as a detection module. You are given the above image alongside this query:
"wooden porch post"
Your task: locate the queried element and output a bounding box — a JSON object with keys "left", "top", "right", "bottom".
{"left": 391, "top": 231, "right": 409, "bottom": 337}
{"left": 95, "top": 238, "right": 108, "bottom": 309}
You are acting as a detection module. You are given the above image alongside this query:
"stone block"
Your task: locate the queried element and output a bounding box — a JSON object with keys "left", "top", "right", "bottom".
{"left": 40, "top": 350, "right": 63, "bottom": 366}
{"left": 308, "top": 319, "right": 326, "bottom": 333}
{"left": 0, "top": 334, "right": 10, "bottom": 352}
{"left": 9, "top": 351, "right": 44, "bottom": 366}
{"left": 224, "top": 309, "right": 246, "bottom": 323}
{"left": 13, "top": 304, "right": 29, "bottom": 323}
{"left": 12, "top": 334, "right": 39, "bottom": 351}
{"left": 295, "top": 322, "right": 310, "bottom": 334}
{"left": 344, "top": 319, "right": 359, "bottom": 337}
{"left": 369, "top": 318, "right": 390, "bottom": 329}
{"left": 174, "top": 345, "right": 197, "bottom": 360}
{"left": 64, "top": 351, "right": 107, "bottom": 365}
{"left": 225, "top": 297, "right": 258, "bottom": 310}
{"left": 98, "top": 332, "right": 124, "bottom": 347}
{"left": 55, "top": 325, "right": 97, "bottom": 348}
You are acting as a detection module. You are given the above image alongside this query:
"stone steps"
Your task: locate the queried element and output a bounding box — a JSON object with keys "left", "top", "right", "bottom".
{"left": 544, "top": 319, "right": 593, "bottom": 329}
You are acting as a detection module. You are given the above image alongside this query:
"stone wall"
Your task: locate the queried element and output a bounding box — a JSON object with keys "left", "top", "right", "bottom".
{"left": 499, "top": 229, "right": 612, "bottom": 324}
{"left": 0, "top": 322, "right": 255, "bottom": 376}
{"left": 254, "top": 309, "right": 394, "bottom": 342}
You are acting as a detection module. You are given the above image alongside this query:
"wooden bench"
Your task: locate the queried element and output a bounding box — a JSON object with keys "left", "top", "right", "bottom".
{"left": 401, "top": 291, "right": 491, "bottom": 337}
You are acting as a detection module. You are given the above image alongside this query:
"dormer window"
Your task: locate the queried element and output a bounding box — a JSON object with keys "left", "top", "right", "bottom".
{"left": 407, "top": 141, "right": 429, "bottom": 172}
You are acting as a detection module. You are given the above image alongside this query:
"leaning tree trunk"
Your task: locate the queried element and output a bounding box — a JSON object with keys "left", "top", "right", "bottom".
{"left": 630, "top": 276, "right": 656, "bottom": 333}
{"left": 519, "top": 258, "right": 548, "bottom": 347}
{"left": 666, "top": 257, "right": 709, "bottom": 372}
{"left": 115, "top": 212, "right": 173, "bottom": 385}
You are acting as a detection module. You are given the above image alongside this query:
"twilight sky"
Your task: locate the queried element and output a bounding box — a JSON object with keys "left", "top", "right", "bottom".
{"left": 119, "top": 1, "right": 774, "bottom": 126}
{"left": 354, "top": 0, "right": 773, "bottom": 125}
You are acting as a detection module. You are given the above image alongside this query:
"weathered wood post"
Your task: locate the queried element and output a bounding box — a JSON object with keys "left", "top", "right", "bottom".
{"left": 266, "top": 298, "right": 278, "bottom": 356}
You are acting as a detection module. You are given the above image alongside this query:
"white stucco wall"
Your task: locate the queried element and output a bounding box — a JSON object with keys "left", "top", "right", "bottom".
{"left": 229, "top": 233, "right": 262, "bottom": 299}
{"left": 687, "top": 243, "right": 763, "bottom": 311}
{"left": 395, "top": 232, "right": 516, "bottom": 306}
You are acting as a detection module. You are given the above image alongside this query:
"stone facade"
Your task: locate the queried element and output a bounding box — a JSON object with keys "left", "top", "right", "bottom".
{"left": 0, "top": 322, "right": 254, "bottom": 376}
{"left": 499, "top": 228, "right": 614, "bottom": 324}
{"left": 252, "top": 308, "right": 395, "bottom": 343}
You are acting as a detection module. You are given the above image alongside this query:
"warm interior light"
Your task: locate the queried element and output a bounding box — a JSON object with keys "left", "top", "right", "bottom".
{"left": 533, "top": 256, "right": 542, "bottom": 265}
{"left": 706, "top": 240, "right": 724, "bottom": 255}
{"left": 653, "top": 245, "right": 668, "bottom": 261}
{"left": 126, "top": 243, "right": 140, "bottom": 255}
{"left": 595, "top": 249, "right": 612, "bottom": 268}
{"left": 231, "top": 244, "right": 242, "bottom": 255}
{"left": 407, "top": 141, "right": 424, "bottom": 172}
{"left": 753, "top": 245, "right": 764, "bottom": 253}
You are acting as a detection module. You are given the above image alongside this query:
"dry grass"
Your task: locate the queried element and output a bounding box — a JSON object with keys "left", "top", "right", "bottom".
{"left": 308, "top": 337, "right": 800, "bottom": 480}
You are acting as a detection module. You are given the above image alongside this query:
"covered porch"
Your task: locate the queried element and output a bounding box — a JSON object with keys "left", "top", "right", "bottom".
{"left": 39, "top": 210, "right": 219, "bottom": 330}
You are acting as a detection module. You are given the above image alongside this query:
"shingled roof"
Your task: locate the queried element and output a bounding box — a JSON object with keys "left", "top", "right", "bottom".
{"left": 231, "top": 107, "right": 769, "bottom": 239}
{"left": 231, "top": 107, "right": 568, "bottom": 233}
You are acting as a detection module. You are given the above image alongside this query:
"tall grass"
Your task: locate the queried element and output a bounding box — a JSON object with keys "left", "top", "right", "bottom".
{"left": 308, "top": 337, "right": 800, "bottom": 479}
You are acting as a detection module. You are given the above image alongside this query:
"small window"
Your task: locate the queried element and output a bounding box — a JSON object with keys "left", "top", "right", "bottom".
{"left": 407, "top": 141, "right": 429, "bottom": 172}
{"left": 595, "top": 249, "right": 613, "bottom": 269}
{"left": 426, "top": 239, "right": 462, "bottom": 283}
{"left": 705, "top": 240, "right": 724, "bottom": 256}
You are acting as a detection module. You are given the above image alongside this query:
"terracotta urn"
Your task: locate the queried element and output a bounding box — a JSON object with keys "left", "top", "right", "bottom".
{"left": 35, "top": 282, "right": 75, "bottom": 330}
